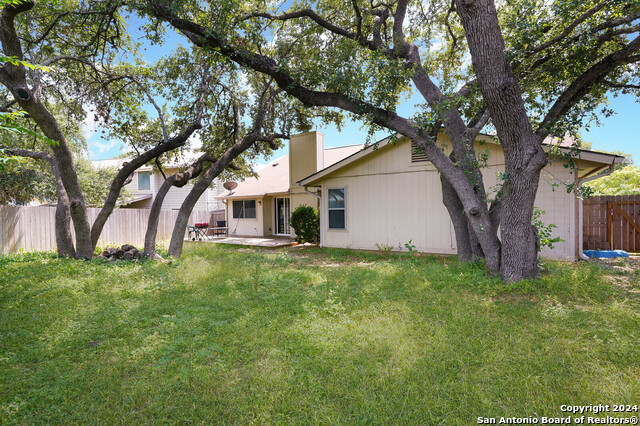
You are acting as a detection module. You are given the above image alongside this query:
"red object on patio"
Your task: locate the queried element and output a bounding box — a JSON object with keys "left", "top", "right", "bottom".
{"left": 188, "top": 222, "right": 210, "bottom": 241}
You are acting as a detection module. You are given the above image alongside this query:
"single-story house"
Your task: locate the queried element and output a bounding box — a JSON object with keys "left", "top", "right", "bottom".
{"left": 94, "top": 152, "right": 225, "bottom": 211}
{"left": 218, "top": 132, "right": 362, "bottom": 236}
{"left": 219, "top": 131, "right": 623, "bottom": 259}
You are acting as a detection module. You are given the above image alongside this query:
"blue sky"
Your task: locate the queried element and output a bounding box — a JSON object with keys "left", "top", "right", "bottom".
{"left": 86, "top": 24, "right": 640, "bottom": 166}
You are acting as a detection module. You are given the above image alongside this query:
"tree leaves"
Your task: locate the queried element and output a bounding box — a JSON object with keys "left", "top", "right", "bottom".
{"left": 0, "top": 55, "right": 51, "bottom": 71}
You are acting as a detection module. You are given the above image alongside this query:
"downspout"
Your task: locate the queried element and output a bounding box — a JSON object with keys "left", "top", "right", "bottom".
{"left": 222, "top": 198, "right": 241, "bottom": 236}
{"left": 577, "top": 163, "right": 616, "bottom": 260}
{"left": 303, "top": 185, "right": 321, "bottom": 200}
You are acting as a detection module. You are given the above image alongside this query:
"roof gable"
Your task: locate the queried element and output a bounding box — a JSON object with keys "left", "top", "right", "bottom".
{"left": 298, "top": 134, "right": 625, "bottom": 186}
{"left": 220, "top": 144, "right": 363, "bottom": 198}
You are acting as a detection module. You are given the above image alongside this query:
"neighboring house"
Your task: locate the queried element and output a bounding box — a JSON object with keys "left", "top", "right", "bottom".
{"left": 93, "top": 152, "right": 225, "bottom": 211}
{"left": 220, "top": 131, "right": 623, "bottom": 260}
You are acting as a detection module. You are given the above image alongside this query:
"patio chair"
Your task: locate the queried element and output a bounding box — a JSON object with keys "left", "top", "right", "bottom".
{"left": 212, "top": 220, "right": 228, "bottom": 238}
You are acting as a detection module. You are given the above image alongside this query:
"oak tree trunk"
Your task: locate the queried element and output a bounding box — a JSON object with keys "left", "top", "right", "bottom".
{"left": 48, "top": 157, "right": 76, "bottom": 257}
{"left": 167, "top": 177, "right": 213, "bottom": 258}
{"left": 167, "top": 133, "right": 262, "bottom": 258}
{"left": 144, "top": 158, "right": 205, "bottom": 256}
{"left": 0, "top": 2, "right": 93, "bottom": 258}
{"left": 23, "top": 102, "right": 93, "bottom": 257}
{"left": 455, "top": 0, "right": 548, "bottom": 281}
{"left": 144, "top": 178, "right": 175, "bottom": 257}
{"left": 90, "top": 122, "right": 203, "bottom": 251}
{"left": 440, "top": 173, "right": 474, "bottom": 262}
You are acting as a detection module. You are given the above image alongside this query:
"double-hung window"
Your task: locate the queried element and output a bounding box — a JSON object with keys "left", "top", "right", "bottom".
{"left": 232, "top": 200, "right": 257, "bottom": 219}
{"left": 327, "top": 188, "right": 346, "bottom": 229}
{"left": 138, "top": 172, "right": 151, "bottom": 190}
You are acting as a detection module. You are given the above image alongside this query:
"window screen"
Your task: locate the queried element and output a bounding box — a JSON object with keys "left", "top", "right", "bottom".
{"left": 328, "top": 188, "right": 346, "bottom": 229}
{"left": 138, "top": 172, "right": 151, "bottom": 190}
{"left": 233, "top": 200, "right": 257, "bottom": 219}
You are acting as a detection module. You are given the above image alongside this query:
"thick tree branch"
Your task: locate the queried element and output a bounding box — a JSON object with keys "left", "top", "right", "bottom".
{"left": 603, "top": 80, "right": 640, "bottom": 90}
{"left": 0, "top": 1, "right": 35, "bottom": 82}
{"left": 456, "top": 78, "right": 477, "bottom": 98}
{"left": 351, "top": 0, "right": 363, "bottom": 40}
{"left": 444, "top": 0, "right": 459, "bottom": 55}
{"left": 90, "top": 68, "right": 212, "bottom": 248}
{"left": 392, "top": 0, "right": 409, "bottom": 56}
{"left": 527, "top": 1, "right": 608, "bottom": 56}
{"left": 244, "top": 10, "right": 358, "bottom": 42}
{"left": 2, "top": 146, "right": 50, "bottom": 161}
{"left": 41, "top": 54, "right": 92, "bottom": 67}
{"left": 536, "top": 34, "right": 640, "bottom": 138}
{"left": 371, "top": 8, "right": 389, "bottom": 48}
{"left": 592, "top": 11, "right": 640, "bottom": 33}
{"left": 467, "top": 108, "right": 491, "bottom": 138}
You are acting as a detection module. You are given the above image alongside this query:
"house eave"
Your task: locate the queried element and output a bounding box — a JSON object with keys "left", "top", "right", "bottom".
{"left": 217, "top": 190, "right": 290, "bottom": 200}
{"left": 298, "top": 133, "right": 625, "bottom": 186}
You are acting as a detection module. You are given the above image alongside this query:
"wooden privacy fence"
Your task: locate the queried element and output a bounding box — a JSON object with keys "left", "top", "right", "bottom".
{"left": 583, "top": 195, "right": 640, "bottom": 253}
{"left": 0, "top": 206, "right": 226, "bottom": 255}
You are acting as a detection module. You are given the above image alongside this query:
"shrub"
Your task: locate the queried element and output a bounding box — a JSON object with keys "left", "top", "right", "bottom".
{"left": 532, "top": 207, "right": 564, "bottom": 251}
{"left": 290, "top": 205, "right": 320, "bottom": 244}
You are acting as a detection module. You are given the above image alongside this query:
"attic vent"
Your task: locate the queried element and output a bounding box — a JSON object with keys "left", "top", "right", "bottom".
{"left": 411, "top": 140, "right": 428, "bottom": 163}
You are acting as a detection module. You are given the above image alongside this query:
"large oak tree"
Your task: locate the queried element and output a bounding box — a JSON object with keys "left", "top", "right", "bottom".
{"left": 1, "top": 1, "right": 217, "bottom": 256}
{"left": 139, "top": 0, "right": 640, "bottom": 281}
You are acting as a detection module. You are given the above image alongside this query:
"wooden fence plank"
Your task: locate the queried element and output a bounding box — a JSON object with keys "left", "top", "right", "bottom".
{"left": 582, "top": 195, "right": 640, "bottom": 253}
{"left": 0, "top": 206, "right": 219, "bottom": 254}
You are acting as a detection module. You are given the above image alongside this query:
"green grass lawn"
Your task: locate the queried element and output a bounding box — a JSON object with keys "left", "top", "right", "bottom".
{"left": 1, "top": 244, "right": 639, "bottom": 424}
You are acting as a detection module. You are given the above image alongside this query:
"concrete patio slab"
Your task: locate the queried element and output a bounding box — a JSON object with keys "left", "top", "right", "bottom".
{"left": 202, "top": 235, "right": 296, "bottom": 248}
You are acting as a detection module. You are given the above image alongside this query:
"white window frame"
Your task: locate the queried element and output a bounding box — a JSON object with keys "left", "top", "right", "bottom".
{"left": 274, "top": 197, "right": 291, "bottom": 235}
{"left": 327, "top": 187, "right": 347, "bottom": 231}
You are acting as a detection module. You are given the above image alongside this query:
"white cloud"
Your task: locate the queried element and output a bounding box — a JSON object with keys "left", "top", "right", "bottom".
{"left": 429, "top": 40, "right": 443, "bottom": 52}
{"left": 92, "top": 140, "right": 118, "bottom": 153}
{"left": 189, "top": 131, "right": 203, "bottom": 150}
{"left": 80, "top": 108, "right": 99, "bottom": 141}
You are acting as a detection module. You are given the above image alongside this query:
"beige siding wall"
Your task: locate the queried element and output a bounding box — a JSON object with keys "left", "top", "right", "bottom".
{"left": 535, "top": 162, "right": 576, "bottom": 259}
{"left": 125, "top": 171, "right": 154, "bottom": 208}
{"left": 226, "top": 197, "right": 264, "bottom": 236}
{"left": 122, "top": 170, "right": 221, "bottom": 211}
{"left": 263, "top": 197, "right": 274, "bottom": 236}
{"left": 291, "top": 191, "right": 319, "bottom": 212}
{"left": 289, "top": 131, "right": 324, "bottom": 185}
{"left": 207, "top": 182, "right": 225, "bottom": 211}
{"left": 153, "top": 172, "right": 207, "bottom": 211}
{"left": 319, "top": 137, "right": 577, "bottom": 260}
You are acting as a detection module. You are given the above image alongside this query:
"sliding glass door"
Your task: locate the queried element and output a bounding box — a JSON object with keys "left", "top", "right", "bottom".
{"left": 275, "top": 197, "right": 291, "bottom": 235}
